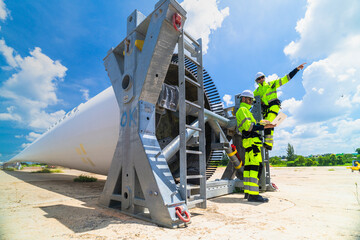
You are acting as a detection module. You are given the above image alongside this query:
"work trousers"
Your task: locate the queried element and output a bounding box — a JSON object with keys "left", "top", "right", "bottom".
{"left": 243, "top": 144, "right": 262, "bottom": 196}
{"left": 263, "top": 104, "right": 280, "bottom": 150}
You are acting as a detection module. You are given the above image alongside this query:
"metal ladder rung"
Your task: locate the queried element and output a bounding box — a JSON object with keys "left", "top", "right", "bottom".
{"left": 188, "top": 194, "right": 202, "bottom": 200}
{"left": 185, "top": 100, "right": 201, "bottom": 109}
{"left": 185, "top": 76, "right": 201, "bottom": 88}
{"left": 206, "top": 167, "right": 217, "bottom": 170}
{"left": 187, "top": 175, "right": 204, "bottom": 179}
{"left": 184, "top": 40, "right": 198, "bottom": 56}
{"left": 186, "top": 150, "right": 202, "bottom": 155}
{"left": 110, "top": 194, "right": 122, "bottom": 201}
{"left": 187, "top": 184, "right": 200, "bottom": 190}
{"left": 184, "top": 53, "right": 200, "bottom": 66}
{"left": 187, "top": 199, "right": 205, "bottom": 208}
{"left": 184, "top": 31, "right": 200, "bottom": 47}
{"left": 185, "top": 124, "right": 202, "bottom": 132}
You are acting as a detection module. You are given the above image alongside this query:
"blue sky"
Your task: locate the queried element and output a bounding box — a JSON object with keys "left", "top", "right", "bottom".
{"left": 0, "top": 0, "right": 359, "bottom": 161}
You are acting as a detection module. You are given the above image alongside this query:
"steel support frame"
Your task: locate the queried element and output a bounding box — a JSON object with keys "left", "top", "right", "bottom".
{"left": 99, "top": 0, "right": 190, "bottom": 228}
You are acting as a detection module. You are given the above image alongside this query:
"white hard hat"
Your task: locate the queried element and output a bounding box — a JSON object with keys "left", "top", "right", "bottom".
{"left": 255, "top": 72, "right": 265, "bottom": 81}
{"left": 240, "top": 90, "right": 254, "bottom": 100}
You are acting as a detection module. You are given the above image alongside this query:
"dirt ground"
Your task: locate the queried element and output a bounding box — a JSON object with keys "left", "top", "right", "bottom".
{"left": 0, "top": 166, "right": 359, "bottom": 240}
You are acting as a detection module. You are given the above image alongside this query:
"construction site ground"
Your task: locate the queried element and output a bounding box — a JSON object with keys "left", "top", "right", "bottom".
{"left": 0, "top": 166, "right": 359, "bottom": 240}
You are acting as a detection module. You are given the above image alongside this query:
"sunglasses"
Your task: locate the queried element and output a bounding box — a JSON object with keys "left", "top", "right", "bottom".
{"left": 256, "top": 76, "right": 265, "bottom": 81}
{"left": 245, "top": 97, "right": 254, "bottom": 102}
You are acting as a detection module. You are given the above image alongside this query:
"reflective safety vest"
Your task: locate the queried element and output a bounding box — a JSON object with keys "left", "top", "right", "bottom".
{"left": 254, "top": 74, "right": 290, "bottom": 106}
{"left": 236, "top": 102, "right": 262, "bottom": 151}
{"left": 236, "top": 102, "right": 255, "bottom": 133}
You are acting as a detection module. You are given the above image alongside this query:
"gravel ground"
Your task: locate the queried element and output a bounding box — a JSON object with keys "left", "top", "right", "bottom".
{"left": 0, "top": 166, "right": 359, "bottom": 240}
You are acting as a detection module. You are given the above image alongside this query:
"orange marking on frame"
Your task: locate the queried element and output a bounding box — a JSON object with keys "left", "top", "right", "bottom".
{"left": 87, "top": 158, "right": 95, "bottom": 167}
{"left": 76, "top": 148, "right": 82, "bottom": 155}
{"left": 80, "top": 144, "right": 87, "bottom": 155}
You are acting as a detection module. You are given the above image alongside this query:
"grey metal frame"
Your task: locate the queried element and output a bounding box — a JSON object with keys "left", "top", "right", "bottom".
{"left": 99, "top": 0, "right": 190, "bottom": 228}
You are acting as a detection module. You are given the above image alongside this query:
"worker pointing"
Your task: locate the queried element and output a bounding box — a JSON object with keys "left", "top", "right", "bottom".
{"left": 254, "top": 63, "right": 306, "bottom": 150}
{"left": 236, "top": 90, "right": 275, "bottom": 202}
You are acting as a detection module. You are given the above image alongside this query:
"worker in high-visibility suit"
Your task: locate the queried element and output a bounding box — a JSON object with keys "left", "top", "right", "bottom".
{"left": 236, "top": 90, "right": 276, "bottom": 202}
{"left": 254, "top": 63, "right": 306, "bottom": 150}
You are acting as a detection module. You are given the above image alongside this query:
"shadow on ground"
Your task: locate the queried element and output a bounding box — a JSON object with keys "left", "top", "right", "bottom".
{"left": 209, "top": 196, "right": 264, "bottom": 206}
{"left": 2, "top": 170, "right": 154, "bottom": 232}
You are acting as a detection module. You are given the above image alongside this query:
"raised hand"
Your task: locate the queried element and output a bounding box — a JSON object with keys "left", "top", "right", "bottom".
{"left": 297, "top": 63, "right": 307, "bottom": 70}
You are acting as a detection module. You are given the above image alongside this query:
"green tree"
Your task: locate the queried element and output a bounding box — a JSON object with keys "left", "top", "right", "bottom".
{"left": 335, "top": 155, "right": 344, "bottom": 165}
{"left": 286, "top": 143, "right": 295, "bottom": 162}
{"left": 269, "top": 156, "right": 281, "bottom": 165}
{"left": 318, "top": 156, "right": 331, "bottom": 166}
{"left": 294, "top": 156, "right": 306, "bottom": 166}
{"left": 305, "top": 158, "right": 318, "bottom": 166}
{"left": 356, "top": 148, "right": 360, "bottom": 154}
{"left": 286, "top": 161, "right": 295, "bottom": 167}
{"left": 329, "top": 154, "right": 336, "bottom": 166}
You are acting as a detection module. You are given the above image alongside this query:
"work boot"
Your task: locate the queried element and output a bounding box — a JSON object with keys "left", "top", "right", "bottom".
{"left": 263, "top": 144, "right": 272, "bottom": 151}
{"left": 244, "top": 193, "right": 249, "bottom": 199}
{"left": 248, "top": 194, "right": 269, "bottom": 203}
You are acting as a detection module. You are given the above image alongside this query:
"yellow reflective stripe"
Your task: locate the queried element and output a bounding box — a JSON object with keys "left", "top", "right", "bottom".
{"left": 227, "top": 149, "right": 237, "bottom": 157}
{"left": 234, "top": 163, "right": 242, "bottom": 169}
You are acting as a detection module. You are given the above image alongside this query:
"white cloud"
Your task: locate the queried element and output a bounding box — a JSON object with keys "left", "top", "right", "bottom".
{"left": 274, "top": 117, "right": 360, "bottom": 156}
{"left": 0, "top": 0, "right": 9, "bottom": 21}
{"left": 14, "top": 135, "right": 23, "bottom": 139}
{"left": 352, "top": 85, "right": 360, "bottom": 103}
{"left": 80, "top": 88, "right": 90, "bottom": 101}
{"left": 21, "top": 143, "right": 31, "bottom": 149}
{"left": 273, "top": 0, "right": 360, "bottom": 156}
{"left": 287, "top": 36, "right": 360, "bottom": 123}
{"left": 0, "top": 40, "right": 67, "bottom": 130}
{"left": 181, "top": 0, "right": 229, "bottom": 54}
{"left": 0, "top": 106, "right": 21, "bottom": 121}
{"left": 281, "top": 97, "right": 302, "bottom": 115}
{"left": 25, "top": 132, "right": 41, "bottom": 142}
{"left": 284, "top": 0, "right": 360, "bottom": 60}
{"left": 266, "top": 74, "right": 279, "bottom": 82}
{"left": 222, "top": 94, "right": 233, "bottom": 107}
{"left": 0, "top": 39, "right": 21, "bottom": 67}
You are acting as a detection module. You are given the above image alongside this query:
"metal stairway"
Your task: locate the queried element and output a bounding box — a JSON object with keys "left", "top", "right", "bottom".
{"left": 178, "top": 30, "right": 206, "bottom": 209}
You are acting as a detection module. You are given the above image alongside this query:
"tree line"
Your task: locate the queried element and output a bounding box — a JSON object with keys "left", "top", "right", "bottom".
{"left": 269, "top": 144, "right": 360, "bottom": 167}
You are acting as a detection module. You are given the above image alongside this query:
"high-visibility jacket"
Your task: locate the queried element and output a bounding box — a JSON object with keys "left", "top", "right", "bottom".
{"left": 253, "top": 74, "right": 290, "bottom": 106}
{"left": 236, "top": 102, "right": 262, "bottom": 154}
{"left": 236, "top": 102, "right": 255, "bottom": 133}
